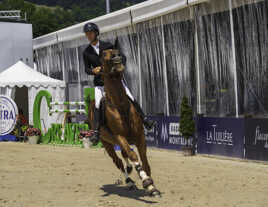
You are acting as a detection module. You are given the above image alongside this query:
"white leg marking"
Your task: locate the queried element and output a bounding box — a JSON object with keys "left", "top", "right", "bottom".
{"left": 134, "top": 162, "right": 149, "bottom": 181}
{"left": 123, "top": 172, "right": 128, "bottom": 179}
{"left": 140, "top": 171, "right": 149, "bottom": 181}
{"left": 124, "top": 158, "right": 132, "bottom": 168}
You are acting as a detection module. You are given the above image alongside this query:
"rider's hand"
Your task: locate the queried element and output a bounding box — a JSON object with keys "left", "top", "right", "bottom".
{"left": 92, "top": 66, "right": 101, "bottom": 75}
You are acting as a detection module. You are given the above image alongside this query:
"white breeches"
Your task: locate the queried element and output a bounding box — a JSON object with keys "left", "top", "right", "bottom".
{"left": 95, "top": 81, "right": 134, "bottom": 109}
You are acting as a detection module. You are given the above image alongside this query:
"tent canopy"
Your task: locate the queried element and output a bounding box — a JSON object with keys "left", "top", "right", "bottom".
{"left": 33, "top": 0, "right": 208, "bottom": 49}
{"left": 0, "top": 61, "right": 65, "bottom": 88}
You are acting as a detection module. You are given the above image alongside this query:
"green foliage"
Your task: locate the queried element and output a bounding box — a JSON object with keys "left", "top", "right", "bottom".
{"left": 23, "top": 0, "right": 145, "bottom": 10}
{"left": 0, "top": 0, "right": 145, "bottom": 38}
{"left": 21, "top": 125, "right": 29, "bottom": 133}
{"left": 179, "top": 96, "right": 195, "bottom": 140}
{"left": 41, "top": 123, "right": 89, "bottom": 146}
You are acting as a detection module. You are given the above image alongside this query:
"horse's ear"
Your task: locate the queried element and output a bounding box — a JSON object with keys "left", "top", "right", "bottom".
{"left": 114, "top": 37, "right": 119, "bottom": 49}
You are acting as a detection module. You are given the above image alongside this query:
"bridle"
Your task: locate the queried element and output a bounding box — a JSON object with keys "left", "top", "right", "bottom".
{"left": 98, "top": 50, "right": 129, "bottom": 112}
{"left": 99, "top": 52, "right": 125, "bottom": 79}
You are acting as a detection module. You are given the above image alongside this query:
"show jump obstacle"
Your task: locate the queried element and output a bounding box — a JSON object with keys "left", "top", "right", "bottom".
{"left": 32, "top": 88, "right": 102, "bottom": 147}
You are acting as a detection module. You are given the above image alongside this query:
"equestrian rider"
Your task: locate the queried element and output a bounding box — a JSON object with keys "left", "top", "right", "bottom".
{"left": 82, "top": 22, "right": 156, "bottom": 142}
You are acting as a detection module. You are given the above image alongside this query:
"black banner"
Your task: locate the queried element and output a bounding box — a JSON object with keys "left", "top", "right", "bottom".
{"left": 197, "top": 117, "right": 245, "bottom": 158}
{"left": 245, "top": 119, "right": 268, "bottom": 161}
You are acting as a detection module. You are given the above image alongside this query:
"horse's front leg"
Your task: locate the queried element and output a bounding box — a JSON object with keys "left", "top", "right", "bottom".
{"left": 101, "top": 139, "right": 136, "bottom": 189}
{"left": 115, "top": 135, "right": 160, "bottom": 197}
{"left": 121, "top": 149, "right": 133, "bottom": 175}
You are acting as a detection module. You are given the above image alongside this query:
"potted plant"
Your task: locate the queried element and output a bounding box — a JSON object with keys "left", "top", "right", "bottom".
{"left": 25, "top": 127, "right": 41, "bottom": 144}
{"left": 79, "top": 130, "right": 94, "bottom": 149}
{"left": 179, "top": 96, "right": 196, "bottom": 156}
{"left": 21, "top": 125, "right": 29, "bottom": 133}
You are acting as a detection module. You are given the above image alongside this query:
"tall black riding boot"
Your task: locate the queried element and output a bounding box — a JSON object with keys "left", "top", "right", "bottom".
{"left": 91, "top": 108, "right": 101, "bottom": 144}
{"left": 130, "top": 99, "right": 156, "bottom": 130}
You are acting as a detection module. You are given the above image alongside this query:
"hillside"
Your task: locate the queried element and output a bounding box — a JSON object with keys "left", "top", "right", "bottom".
{"left": 25, "top": 0, "right": 145, "bottom": 10}
{"left": 0, "top": 0, "right": 146, "bottom": 38}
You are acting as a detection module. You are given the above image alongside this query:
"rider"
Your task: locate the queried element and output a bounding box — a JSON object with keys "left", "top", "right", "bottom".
{"left": 82, "top": 22, "right": 156, "bottom": 142}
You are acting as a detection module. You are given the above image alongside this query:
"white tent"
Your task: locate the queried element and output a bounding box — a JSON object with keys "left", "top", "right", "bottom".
{"left": 0, "top": 61, "right": 65, "bottom": 88}
{"left": 0, "top": 61, "right": 66, "bottom": 131}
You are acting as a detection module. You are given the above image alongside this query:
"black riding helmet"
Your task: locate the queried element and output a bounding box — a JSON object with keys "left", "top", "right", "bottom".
{"left": 83, "top": 22, "right": 100, "bottom": 36}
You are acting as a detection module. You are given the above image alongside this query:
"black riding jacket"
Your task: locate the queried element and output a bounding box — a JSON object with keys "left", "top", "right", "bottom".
{"left": 83, "top": 40, "right": 114, "bottom": 86}
{"left": 83, "top": 40, "right": 127, "bottom": 86}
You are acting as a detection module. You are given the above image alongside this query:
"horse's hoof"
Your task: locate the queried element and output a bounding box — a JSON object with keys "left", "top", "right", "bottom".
{"left": 149, "top": 188, "right": 161, "bottom": 198}
{"left": 115, "top": 179, "right": 123, "bottom": 185}
{"left": 128, "top": 184, "right": 138, "bottom": 191}
{"left": 126, "top": 177, "right": 136, "bottom": 190}
{"left": 126, "top": 165, "right": 133, "bottom": 174}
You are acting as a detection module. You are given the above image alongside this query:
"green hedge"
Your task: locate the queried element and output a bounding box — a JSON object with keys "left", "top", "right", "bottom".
{"left": 41, "top": 123, "right": 88, "bottom": 146}
{"left": 40, "top": 123, "right": 102, "bottom": 148}
{"left": 33, "top": 90, "right": 52, "bottom": 134}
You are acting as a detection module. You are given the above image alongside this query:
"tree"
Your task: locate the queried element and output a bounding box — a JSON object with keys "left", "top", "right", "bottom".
{"left": 179, "top": 96, "right": 195, "bottom": 151}
{"left": 31, "top": 7, "right": 58, "bottom": 37}
{"left": 0, "top": 0, "right": 146, "bottom": 38}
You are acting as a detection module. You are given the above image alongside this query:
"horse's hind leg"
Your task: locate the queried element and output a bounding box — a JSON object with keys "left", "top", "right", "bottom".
{"left": 121, "top": 149, "right": 133, "bottom": 174}
{"left": 136, "top": 134, "right": 151, "bottom": 177}
{"left": 116, "top": 135, "right": 160, "bottom": 197}
{"left": 102, "top": 140, "right": 135, "bottom": 189}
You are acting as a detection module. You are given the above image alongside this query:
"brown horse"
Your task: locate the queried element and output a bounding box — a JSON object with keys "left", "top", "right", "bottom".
{"left": 88, "top": 49, "right": 160, "bottom": 197}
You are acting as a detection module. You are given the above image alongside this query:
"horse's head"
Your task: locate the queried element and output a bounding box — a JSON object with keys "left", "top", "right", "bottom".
{"left": 101, "top": 49, "right": 125, "bottom": 78}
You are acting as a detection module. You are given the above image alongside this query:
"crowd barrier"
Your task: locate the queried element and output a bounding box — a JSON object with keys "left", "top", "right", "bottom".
{"left": 144, "top": 116, "right": 268, "bottom": 162}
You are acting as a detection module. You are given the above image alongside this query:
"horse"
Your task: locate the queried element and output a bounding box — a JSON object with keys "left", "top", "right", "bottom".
{"left": 87, "top": 49, "right": 161, "bottom": 197}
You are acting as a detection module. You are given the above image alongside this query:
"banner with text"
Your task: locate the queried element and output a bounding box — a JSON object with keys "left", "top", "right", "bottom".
{"left": 158, "top": 116, "right": 193, "bottom": 150}
{"left": 245, "top": 119, "right": 268, "bottom": 161}
{"left": 197, "top": 117, "right": 245, "bottom": 158}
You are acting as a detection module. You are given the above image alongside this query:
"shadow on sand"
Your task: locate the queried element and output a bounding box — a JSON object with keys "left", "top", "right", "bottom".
{"left": 100, "top": 184, "right": 159, "bottom": 204}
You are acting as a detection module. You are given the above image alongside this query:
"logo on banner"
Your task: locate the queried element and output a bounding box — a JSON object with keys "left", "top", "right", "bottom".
{"left": 161, "top": 121, "right": 191, "bottom": 146}
{"left": 161, "top": 122, "right": 168, "bottom": 142}
{"left": 169, "top": 122, "right": 190, "bottom": 145}
{"left": 169, "top": 122, "right": 182, "bottom": 136}
{"left": 206, "top": 124, "right": 233, "bottom": 146}
{"left": 254, "top": 126, "right": 268, "bottom": 149}
{"left": 0, "top": 95, "right": 18, "bottom": 136}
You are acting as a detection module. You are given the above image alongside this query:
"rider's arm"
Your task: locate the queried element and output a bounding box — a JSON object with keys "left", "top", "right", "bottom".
{"left": 83, "top": 52, "right": 94, "bottom": 75}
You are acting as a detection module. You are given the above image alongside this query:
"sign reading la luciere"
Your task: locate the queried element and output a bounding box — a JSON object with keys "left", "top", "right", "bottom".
{"left": 0, "top": 95, "right": 18, "bottom": 136}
